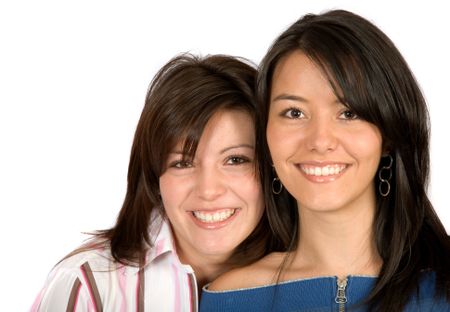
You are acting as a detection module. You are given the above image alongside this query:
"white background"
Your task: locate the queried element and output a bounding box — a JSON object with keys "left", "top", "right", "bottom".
{"left": 1, "top": 1, "right": 449, "bottom": 310}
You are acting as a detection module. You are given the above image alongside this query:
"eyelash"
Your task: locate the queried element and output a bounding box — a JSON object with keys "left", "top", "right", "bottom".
{"left": 279, "top": 107, "right": 359, "bottom": 120}
{"left": 169, "top": 160, "right": 193, "bottom": 169}
{"left": 225, "top": 155, "right": 251, "bottom": 165}
{"left": 339, "top": 109, "right": 358, "bottom": 120}
{"left": 280, "top": 107, "right": 304, "bottom": 119}
{"left": 168, "top": 155, "right": 251, "bottom": 169}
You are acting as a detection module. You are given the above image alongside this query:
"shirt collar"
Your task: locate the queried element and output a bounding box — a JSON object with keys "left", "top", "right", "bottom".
{"left": 143, "top": 211, "right": 193, "bottom": 273}
{"left": 146, "top": 213, "right": 176, "bottom": 262}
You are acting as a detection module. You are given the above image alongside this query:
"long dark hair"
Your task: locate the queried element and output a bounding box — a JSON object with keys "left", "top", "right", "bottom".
{"left": 72, "top": 53, "right": 280, "bottom": 268}
{"left": 257, "top": 9, "right": 450, "bottom": 310}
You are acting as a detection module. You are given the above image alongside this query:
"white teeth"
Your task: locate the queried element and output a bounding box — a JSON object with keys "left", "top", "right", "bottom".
{"left": 300, "top": 164, "right": 346, "bottom": 177}
{"left": 193, "top": 209, "right": 236, "bottom": 223}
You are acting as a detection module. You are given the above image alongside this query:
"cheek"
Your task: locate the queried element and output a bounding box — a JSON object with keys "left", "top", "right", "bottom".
{"left": 347, "top": 131, "right": 383, "bottom": 169}
{"left": 267, "top": 121, "right": 286, "bottom": 161}
{"left": 237, "top": 175, "right": 264, "bottom": 218}
{"left": 267, "top": 124, "right": 301, "bottom": 166}
{"left": 159, "top": 174, "right": 171, "bottom": 199}
{"left": 249, "top": 181, "right": 264, "bottom": 213}
{"left": 159, "top": 175, "right": 189, "bottom": 214}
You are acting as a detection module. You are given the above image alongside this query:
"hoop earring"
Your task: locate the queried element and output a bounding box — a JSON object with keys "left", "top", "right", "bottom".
{"left": 272, "top": 177, "right": 283, "bottom": 194}
{"left": 378, "top": 154, "right": 393, "bottom": 197}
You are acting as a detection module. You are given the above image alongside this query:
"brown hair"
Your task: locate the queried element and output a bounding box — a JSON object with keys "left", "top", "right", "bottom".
{"left": 257, "top": 10, "right": 450, "bottom": 310}
{"left": 81, "top": 53, "right": 281, "bottom": 267}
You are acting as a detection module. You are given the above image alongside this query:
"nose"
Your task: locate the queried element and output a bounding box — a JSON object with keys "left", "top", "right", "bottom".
{"left": 195, "top": 167, "right": 226, "bottom": 201}
{"left": 305, "top": 117, "right": 338, "bottom": 153}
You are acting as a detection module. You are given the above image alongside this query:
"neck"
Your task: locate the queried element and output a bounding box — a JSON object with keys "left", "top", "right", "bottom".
{"left": 191, "top": 260, "right": 232, "bottom": 291}
{"left": 292, "top": 203, "right": 382, "bottom": 279}
{"left": 178, "top": 249, "right": 232, "bottom": 294}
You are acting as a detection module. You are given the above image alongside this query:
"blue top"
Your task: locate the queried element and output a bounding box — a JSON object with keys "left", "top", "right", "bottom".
{"left": 200, "top": 272, "right": 450, "bottom": 311}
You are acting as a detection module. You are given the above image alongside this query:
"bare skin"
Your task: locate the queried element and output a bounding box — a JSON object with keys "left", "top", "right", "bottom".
{"left": 209, "top": 52, "right": 383, "bottom": 291}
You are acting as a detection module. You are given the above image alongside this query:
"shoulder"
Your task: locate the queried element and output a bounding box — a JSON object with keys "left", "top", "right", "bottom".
{"left": 208, "top": 252, "right": 287, "bottom": 291}
{"left": 44, "top": 244, "right": 118, "bottom": 289}
{"left": 56, "top": 243, "right": 115, "bottom": 270}
{"left": 33, "top": 245, "right": 130, "bottom": 311}
{"left": 402, "top": 270, "right": 450, "bottom": 310}
{"left": 46, "top": 245, "right": 118, "bottom": 288}
{"left": 32, "top": 247, "right": 108, "bottom": 310}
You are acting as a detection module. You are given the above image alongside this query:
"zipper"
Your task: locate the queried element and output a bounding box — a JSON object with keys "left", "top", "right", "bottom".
{"left": 335, "top": 277, "right": 348, "bottom": 312}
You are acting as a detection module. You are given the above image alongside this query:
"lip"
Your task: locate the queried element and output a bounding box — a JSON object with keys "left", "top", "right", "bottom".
{"left": 188, "top": 208, "right": 240, "bottom": 230}
{"left": 295, "top": 162, "right": 350, "bottom": 183}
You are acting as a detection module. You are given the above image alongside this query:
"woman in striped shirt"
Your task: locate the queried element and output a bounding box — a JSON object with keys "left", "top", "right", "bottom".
{"left": 31, "top": 53, "right": 285, "bottom": 311}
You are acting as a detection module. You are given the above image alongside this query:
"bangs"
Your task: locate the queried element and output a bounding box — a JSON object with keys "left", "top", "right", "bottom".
{"left": 160, "top": 107, "right": 212, "bottom": 171}
{"left": 300, "top": 27, "right": 383, "bottom": 125}
{"left": 161, "top": 100, "right": 255, "bottom": 172}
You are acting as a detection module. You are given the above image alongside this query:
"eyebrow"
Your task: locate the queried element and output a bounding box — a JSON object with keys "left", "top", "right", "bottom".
{"left": 220, "top": 144, "right": 254, "bottom": 154}
{"left": 169, "top": 144, "right": 255, "bottom": 155}
{"left": 272, "top": 93, "right": 309, "bottom": 103}
{"left": 272, "top": 93, "right": 344, "bottom": 106}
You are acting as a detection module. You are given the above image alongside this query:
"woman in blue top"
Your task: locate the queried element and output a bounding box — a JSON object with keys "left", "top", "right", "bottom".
{"left": 201, "top": 10, "right": 450, "bottom": 311}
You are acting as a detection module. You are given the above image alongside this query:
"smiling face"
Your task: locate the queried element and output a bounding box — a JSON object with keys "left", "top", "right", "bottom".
{"left": 267, "top": 51, "right": 383, "bottom": 216}
{"left": 159, "top": 109, "right": 264, "bottom": 263}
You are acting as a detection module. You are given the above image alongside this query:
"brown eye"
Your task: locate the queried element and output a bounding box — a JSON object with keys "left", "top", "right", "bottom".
{"left": 226, "top": 156, "right": 250, "bottom": 165}
{"left": 170, "top": 160, "right": 193, "bottom": 169}
{"left": 339, "top": 110, "right": 358, "bottom": 120}
{"left": 281, "top": 108, "right": 304, "bottom": 119}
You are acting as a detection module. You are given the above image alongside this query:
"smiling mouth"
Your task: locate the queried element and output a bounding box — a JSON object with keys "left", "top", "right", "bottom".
{"left": 299, "top": 164, "right": 348, "bottom": 177}
{"left": 192, "top": 208, "right": 237, "bottom": 223}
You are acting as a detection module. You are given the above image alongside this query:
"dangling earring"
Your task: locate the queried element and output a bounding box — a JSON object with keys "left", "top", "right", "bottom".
{"left": 378, "top": 154, "right": 393, "bottom": 197}
{"left": 271, "top": 163, "right": 283, "bottom": 194}
{"left": 272, "top": 176, "right": 283, "bottom": 194}
{"left": 271, "top": 164, "right": 283, "bottom": 194}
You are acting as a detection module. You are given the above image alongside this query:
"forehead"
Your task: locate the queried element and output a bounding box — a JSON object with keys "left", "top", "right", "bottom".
{"left": 274, "top": 51, "right": 315, "bottom": 76}
{"left": 173, "top": 109, "right": 255, "bottom": 154}
{"left": 271, "top": 51, "right": 338, "bottom": 103}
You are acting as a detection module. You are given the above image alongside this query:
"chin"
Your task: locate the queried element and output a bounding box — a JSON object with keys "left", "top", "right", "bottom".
{"left": 200, "top": 248, "right": 234, "bottom": 259}
{"left": 298, "top": 200, "right": 344, "bottom": 213}
{"left": 200, "top": 241, "right": 239, "bottom": 257}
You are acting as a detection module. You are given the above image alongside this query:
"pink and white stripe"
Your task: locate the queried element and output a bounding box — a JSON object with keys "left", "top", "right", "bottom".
{"left": 31, "top": 217, "right": 198, "bottom": 312}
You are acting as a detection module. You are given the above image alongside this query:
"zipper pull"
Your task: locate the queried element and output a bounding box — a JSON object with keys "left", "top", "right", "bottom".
{"left": 335, "top": 277, "right": 348, "bottom": 311}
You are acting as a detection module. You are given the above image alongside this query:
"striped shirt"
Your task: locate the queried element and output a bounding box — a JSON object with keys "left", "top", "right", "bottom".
{"left": 31, "top": 216, "right": 198, "bottom": 312}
